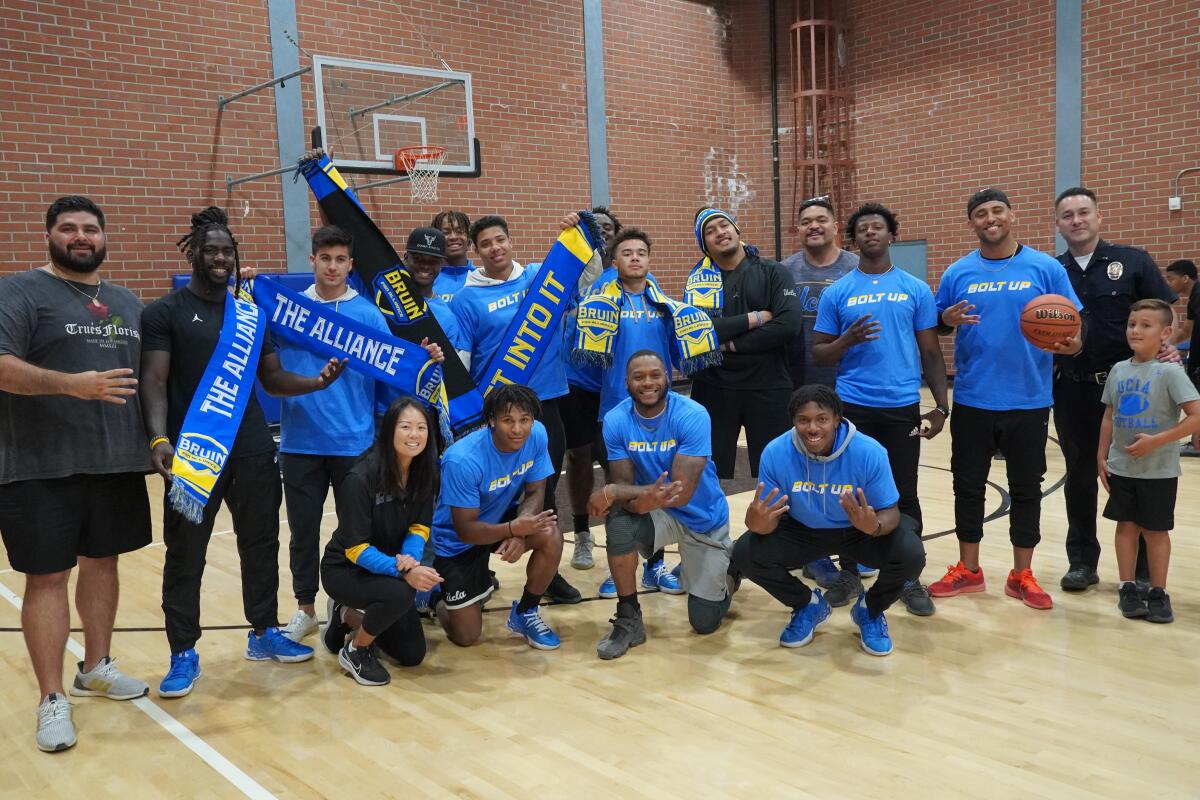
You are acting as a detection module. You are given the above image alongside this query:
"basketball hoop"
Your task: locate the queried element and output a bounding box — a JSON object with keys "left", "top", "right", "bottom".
{"left": 395, "top": 145, "right": 447, "bottom": 203}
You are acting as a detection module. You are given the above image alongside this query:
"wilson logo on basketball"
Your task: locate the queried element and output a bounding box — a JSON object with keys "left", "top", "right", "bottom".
{"left": 1034, "top": 309, "right": 1075, "bottom": 321}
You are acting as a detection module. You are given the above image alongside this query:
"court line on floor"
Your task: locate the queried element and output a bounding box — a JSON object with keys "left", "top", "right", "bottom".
{"left": 141, "top": 510, "right": 338, "bottom": 548}
{"left": 0, "top": 581, "right": 278, "bottom": 799}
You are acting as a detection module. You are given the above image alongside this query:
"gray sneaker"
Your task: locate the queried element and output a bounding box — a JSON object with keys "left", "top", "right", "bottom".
{"left": 824, "top": 570, "right": 863, "bottom": 608}
{"left": 597, "top": 610, "right": 647, "bottom": 660}
{"left": 281, "top": 609, "right": 319, "bottom": 643}
{"left": 70, "top": 656, "right": 149, "bottom": 700}
{"left": 36, "top": 693, "right": 76, "bottom": 752}
{"left": 571, "top": 530, "right": 595, "bottom": 570}
{"left": 900, "top": 580, "right": 936, "bottom": 616}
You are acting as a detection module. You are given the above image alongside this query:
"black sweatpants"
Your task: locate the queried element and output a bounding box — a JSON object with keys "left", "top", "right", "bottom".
{"left": 1053, "top": 377, "right": 1148, "bottom": 576}
{"left": 541, "top": 396, "right": 566, "bottom": 513}
{"left": 731, "top": 514, "right": 925, "bottom": 618}
{"left": 281, "top": 453, "right": 358, "bottom": 606}
{"left": 842, "top": 402, "right": 923, "bottom": 531}
{"left": 162, "top": 451, "right": 282, "bottom": 653}
{"left": 950, "top": 404, "right": 1046, "bottom": 548}
{"left": 320, "top": 561, "right": 426, "bottom": 666}
{"left": 689, "top": 382, "right": 791, "bottom": 479}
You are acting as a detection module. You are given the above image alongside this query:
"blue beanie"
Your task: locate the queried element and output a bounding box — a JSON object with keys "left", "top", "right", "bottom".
{"left": 695, "top": 208, "right": 740, "bottom": 256}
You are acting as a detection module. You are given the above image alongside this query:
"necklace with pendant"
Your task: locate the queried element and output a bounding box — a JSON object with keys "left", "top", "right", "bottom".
{"left": 47, "top": 268, "right": 109, "bottom": 317}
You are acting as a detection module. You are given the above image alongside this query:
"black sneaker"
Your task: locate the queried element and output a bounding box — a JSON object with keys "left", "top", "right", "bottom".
{"left": 1060, "top": 565, "right": 1100, "bottom": 592}
{"left": 323, "top": 598, "right": 351, "bottom": 654}
{"left": 900, "top": 580, "right": 936, "bottom": 616}
{"left": 545, "top": 572, "right": 583, "bottom": 605}
{"left": 1117, "top": 583, "right": 1148, "bottom": 619}
{"left": 1146, "top": 588, "right": 1174, "bottom": 624}
{"left": 824, "top": 569, "right": 863, "bottom": 608}
{"left": 596, "top": 608, "right": 647, "bottom": 660}
{"left": 338, "top": 642, "right": 390, "bottom": 686}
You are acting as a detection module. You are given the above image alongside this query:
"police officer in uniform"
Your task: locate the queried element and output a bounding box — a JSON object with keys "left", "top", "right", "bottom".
{"left": 1052, "top": 187, "right": 1177, "bottom": 592}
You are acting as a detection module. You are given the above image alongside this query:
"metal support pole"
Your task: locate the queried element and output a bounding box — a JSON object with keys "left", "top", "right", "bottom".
{"left": 218, "top": 65, "right": 312, "bottom": 110}
{"left": 352, "top": 174, "right": 413, "bottom": 192}
{"left": 226, "top": 163, "right": 297, "bottom": 192}
{"left": 348, "top": 80, "right": 463, "bottom": 120}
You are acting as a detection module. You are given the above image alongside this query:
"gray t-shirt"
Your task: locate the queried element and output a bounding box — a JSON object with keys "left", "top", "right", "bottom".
{"left": 782, "top": 248, "right": 858, "bottom": 388}
{"left": 0, "top": 269, "right": 151, "bottom": 484}
{"left": 1102, "top": 358, "right": 1200, "bottom": 479}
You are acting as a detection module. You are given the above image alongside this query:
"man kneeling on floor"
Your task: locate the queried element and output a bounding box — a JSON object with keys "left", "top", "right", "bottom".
{"left": 588, "top": 350, "right": 734, "bottom": 659}
{"left": 731, "top": 385, "right": 925, "bottom": 656}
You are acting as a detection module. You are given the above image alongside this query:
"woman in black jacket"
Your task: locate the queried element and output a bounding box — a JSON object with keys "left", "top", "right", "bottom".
{"left": 320, "top": 397, "right": 444, "bottom": 686}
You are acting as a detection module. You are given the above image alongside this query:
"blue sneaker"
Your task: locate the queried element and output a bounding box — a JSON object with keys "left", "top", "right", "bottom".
{"left": 245, "top": 627, "right": 315, "bottom": 663}
{"left": 856, "top": 562, "right": 879, "bottom": 578}
{"left": 158, "top": 649, "right": 201, "bottom": 698}
{"left": 850, "top": 594, "right": 893, "bottom": 656}
{"left": 598, "top": 574, "right": 617, "bottom": 599}
{"left": 779, "top": 589, "right": 832, "bottom": 648}
{"left": 801, "top": 556, "right": 840, "bottom": 589}
{"left": 506, "top": 601, "right": 561, "bottom": 650}
{"left": 642, "top": 560, "right": 685, "bottom": 594}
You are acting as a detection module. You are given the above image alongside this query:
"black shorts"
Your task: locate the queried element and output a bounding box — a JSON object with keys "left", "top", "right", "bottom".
{"left": 1103, "top": 474, "right": 1177, "bottom": 531}
{"left": 0, "top": 472, "right": 152, "bottom": 575}
{"left": 561, "top": 383, "right": 601, "bottom": 450}
{"left": 432, "top": 544, "right": 499, "bottom": 610}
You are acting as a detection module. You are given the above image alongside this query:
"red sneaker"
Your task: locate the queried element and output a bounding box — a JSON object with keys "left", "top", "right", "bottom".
{"left": 927, "top": 561, "right": 986, "bottom": 597}
{"left": 1005, "top": 568, "right": 1053, "bottom": 610}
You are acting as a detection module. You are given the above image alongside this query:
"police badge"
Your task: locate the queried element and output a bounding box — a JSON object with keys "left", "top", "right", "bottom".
{"left": 1106, "top": 261, "right": 1124, "bottom": 280}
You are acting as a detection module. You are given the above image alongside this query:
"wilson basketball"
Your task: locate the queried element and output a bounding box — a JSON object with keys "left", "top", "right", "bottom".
{"left": 1020, "top": 294, "right": 1080, "bottom": 348}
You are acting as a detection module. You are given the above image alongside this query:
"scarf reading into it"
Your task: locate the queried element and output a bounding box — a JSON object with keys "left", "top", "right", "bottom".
{"left": 685, "top": 207, "right": 758, "bottom": 311}
{"left": 572, "top": 278, "right": 721, "bottom": 374}
{"left": 297, "top": 152, "right": 483, "bottom": 433}
{"left": 250, "top": 275, "right": 442, "bottom": 405}
{"left": 475, "top": 212, "right": 605, "bottom": 395}
{"left": 168, "top": 293, "right": 265, "bottom": 523}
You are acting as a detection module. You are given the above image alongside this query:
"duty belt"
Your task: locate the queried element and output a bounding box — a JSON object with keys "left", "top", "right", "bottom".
{"left": 1059, "top": 369, "right": 1108, "bottom": 384}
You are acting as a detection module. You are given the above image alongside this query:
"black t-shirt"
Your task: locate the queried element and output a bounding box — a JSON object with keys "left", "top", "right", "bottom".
{"left": 322, "top": 454, "right": 435, "bottom": 571}
{"left": 1188, "top": 290, "right": 1200, "bottom": 377}
{"left": 141, "top": 286, "right": 275, "bottom": 458}
{"left": 0, "top": 269, "right": 152, "bottom": 483}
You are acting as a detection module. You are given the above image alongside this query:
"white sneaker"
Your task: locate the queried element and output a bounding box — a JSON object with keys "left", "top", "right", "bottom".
{"left": 36, "top": 693, "right": 76, "bottom": 752}
{"left": 70, "top": 656, "right": 149, "bottom": 700}
{"left": 571, "top": 531, "right": 595, "bottom": 570}
{"left": 281, "top": 609, "right": 319, "bottom": 643}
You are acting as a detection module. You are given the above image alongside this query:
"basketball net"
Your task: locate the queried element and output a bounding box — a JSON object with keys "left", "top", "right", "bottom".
{"left": 395, "top": 146, "right": 446, "bottom": 203}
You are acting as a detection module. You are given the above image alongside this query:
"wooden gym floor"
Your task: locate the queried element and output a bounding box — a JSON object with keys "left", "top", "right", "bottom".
{"left": 1, "top": 389, "right": 1197, "bottom": 799}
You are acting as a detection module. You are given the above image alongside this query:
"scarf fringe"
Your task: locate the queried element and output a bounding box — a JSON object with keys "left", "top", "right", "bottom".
{"left": 168, "top": 480, "right": 205, "bottom": 525}
{"left": 677, "top": 351, "right": 723, "bottom": 375}
{"left": 570, "top": 349, "right": 613, "bottom": 369}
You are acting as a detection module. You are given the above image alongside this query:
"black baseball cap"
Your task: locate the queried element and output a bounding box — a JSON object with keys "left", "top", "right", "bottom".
{"left": 405, "top": 226, "right": 446, "bottom": 257}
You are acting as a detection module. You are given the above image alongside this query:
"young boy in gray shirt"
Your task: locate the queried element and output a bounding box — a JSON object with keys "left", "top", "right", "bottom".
{"left": 1099, "top": 299, "right": 1200, "bottom": 623}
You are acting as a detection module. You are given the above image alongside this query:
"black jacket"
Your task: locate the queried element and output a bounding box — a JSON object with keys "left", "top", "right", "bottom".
{"left": 692, "top": 251, "right": 802, "bottom": 391}
{"left": 1055, "top": 240, "right": 1176, "bottom": 375}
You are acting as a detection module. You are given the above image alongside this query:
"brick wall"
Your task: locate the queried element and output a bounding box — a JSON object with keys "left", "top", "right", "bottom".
{"left": 2, "top": 0, "right": 1196, "bottom": 313}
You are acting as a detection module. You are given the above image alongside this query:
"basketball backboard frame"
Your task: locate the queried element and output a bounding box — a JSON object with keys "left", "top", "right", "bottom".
{"left": 313, "top": 55, "right": 478, "bottom": 177}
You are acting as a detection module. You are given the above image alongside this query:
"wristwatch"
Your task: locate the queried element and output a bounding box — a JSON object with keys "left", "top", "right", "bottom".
{"left": 933, "top": 405, "right": 950, "bottom": 418}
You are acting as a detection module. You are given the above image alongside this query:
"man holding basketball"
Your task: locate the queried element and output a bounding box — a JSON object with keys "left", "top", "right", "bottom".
{"left": 929, "top": 188, "right": 1082, "bottom": 610}
{"left": 1052, "top": 187, "right": 1177, "bottom": 593}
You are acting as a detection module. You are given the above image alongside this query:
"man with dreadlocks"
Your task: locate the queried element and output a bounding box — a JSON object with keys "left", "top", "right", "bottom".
{"left": 140, "top": 207, "right": 346, "bottom": 698}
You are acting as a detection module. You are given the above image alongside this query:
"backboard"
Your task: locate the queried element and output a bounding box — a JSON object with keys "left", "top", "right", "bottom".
{"left": 313, "top": 55, "right": 478, "bottom": 176}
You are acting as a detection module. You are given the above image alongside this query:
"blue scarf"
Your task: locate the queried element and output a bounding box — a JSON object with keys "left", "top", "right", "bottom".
{"left": 572, "top": 278, "right": 720, "bottom": 374}
{"left": 297, "top": 153, "right": 483, "bottom": 433}
{"left": 476, "top": 213, "right": 605, "bottom": 395}
{"left": 168, "top": 293, "right": 265, "bottom": 523}
{"left": 250, "top": 276, "right": 441, "bottom": 404}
